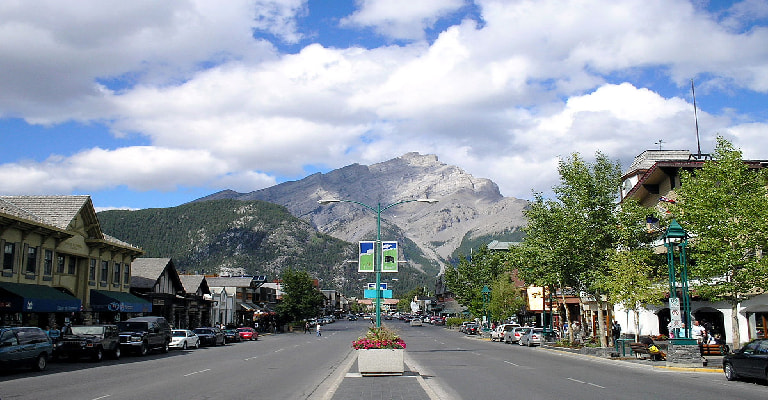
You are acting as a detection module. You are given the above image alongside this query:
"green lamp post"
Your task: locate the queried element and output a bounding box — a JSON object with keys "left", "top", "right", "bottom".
{"left": 318, "top": 197, "right": 437, "bottom": 328}
{"left": 482, "top": 285, "right": 491, "bottom": 331}
{"left": 663, "top": 219, "right": 692, "bottom": 341}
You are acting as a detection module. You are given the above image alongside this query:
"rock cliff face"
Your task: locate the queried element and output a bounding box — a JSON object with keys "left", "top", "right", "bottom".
{"left": 197, "top": 153, "right": 528, "bottom": 274}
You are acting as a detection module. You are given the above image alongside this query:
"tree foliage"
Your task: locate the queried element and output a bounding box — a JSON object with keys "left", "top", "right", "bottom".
{"left": 275, "top": 268, "right": 326, "bottom": 323}
{"left": 444, "top": 245, "right": 506, "bottom": 317}
{"left": 673, "top": 137, "right": 768, "bottom": 345}
{"left": 488, "top": 273, "right": 526, "bottom": 323}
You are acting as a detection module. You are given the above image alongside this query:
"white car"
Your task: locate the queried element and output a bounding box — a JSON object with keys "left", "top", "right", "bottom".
{"left": 491, "top": 324, "right": 520, "bottom": 342}
{"left": 170, "top": 329, "right": 200, "bottom": 350}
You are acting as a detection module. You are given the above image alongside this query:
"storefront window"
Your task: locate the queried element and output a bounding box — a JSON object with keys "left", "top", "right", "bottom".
{"left": 756, "top": 312, "right": 767, "bottom": 339}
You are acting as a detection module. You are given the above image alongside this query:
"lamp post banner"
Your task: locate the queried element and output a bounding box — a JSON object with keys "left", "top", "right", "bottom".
{"left": 359, "top": 241, "right": 375, "bottom": 272}
{"left": 381, "top": 241, "right": 398, "bottom": 272}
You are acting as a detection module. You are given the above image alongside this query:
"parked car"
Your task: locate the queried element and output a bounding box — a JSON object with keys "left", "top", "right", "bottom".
{"left": 464, "top": 323, "right": 479, "bottom": 335}
{"left": 723, "top": 338, "right": 768, "bottom": 381}
{"left": 194, "top": 327, "right": 225, "bottom": 346}
{"left": 170, "top": 329, "right": 200, "bottom": 350}
{"left": 116, "top": 316, "right": 172, "bottom": 356}
{"left": 223, "top": 329, "right": 241, "bottom": 343}
{"left": 491, "top": 324, "right": 520, "bottom": 342}
{"left": 347, "top": 314, "right": 358, "bottom": 321}
{"left": 237, "top": 327, "right": 258, "bottom": 341}
{"left": 410, "top": 318, "right": 423, "bottom": 327}
{"left": 56, "top": 325, "right": 121, "bottom": 361}
{"left": 519, "top": 328, "right": 545, "bottom": 347}
{"left": 504, "top": 327, "right": 532, "bottom": 344}
{"left": 0, "top": 327, "right": 53, "bottom": 371}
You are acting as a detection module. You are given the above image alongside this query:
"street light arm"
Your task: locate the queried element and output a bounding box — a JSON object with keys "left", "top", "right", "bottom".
{"left": 319, "top": 198, "right": 437, "bottom": 213}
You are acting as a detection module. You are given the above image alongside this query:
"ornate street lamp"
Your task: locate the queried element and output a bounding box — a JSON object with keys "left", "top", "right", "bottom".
{"left": 318, "top": 197, "right": 438, "bottom": 328}
{"left": 663, "top": 219, "right": 692, "bottom": 341}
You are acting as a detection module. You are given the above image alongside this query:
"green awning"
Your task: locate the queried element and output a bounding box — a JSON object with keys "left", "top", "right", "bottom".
{"left": 90, "top": 290, "right": 152, "bottom": 313}
{"left": 0, "top": 282, "right": 81, "bottom": 312}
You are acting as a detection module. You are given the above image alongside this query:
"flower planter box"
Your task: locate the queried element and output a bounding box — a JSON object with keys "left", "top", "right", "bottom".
{"left": 357, "top": 348, "right": 404, "bottom": 376}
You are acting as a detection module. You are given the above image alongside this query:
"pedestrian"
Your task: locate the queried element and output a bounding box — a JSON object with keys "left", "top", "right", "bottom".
{"left": 691, "top": 320, "right": 706, "bottom": 343}
{"left": 316, "top": 322, "right": 321, "bottom": 337}
{"left": 304, "top": 321, "right": 310, "bottom": 334}
{"left": 611, "top": 320, "right": 621, "bottom": 345}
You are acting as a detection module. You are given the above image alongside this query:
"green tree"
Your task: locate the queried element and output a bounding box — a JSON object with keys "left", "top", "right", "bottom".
{"left": 276, "top": 268, "right": 326, "bottom": 323}
{"left": 673, "top": 137, "right": 768, "bottom": 346}
{"left": 397, "top": 286, "right": 429, "bottom": 312}
{"left": 519, "top": 152, "right": 625, "bottom": 346}
{"left": 444, "top": 245, "right": 506, "bottom": 318}
{"left": 488, "top": 273, "right": 526, "bottom": 323}
{"left": 598, "top": 199, "right": 666, "bottom": 341}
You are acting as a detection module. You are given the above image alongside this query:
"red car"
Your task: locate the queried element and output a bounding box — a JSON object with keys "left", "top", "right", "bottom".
{"left": 237, "top": 327, "right": 258, "bottom": 341}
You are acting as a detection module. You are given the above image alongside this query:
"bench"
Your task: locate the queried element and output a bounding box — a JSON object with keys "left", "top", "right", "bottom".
{"left": 700, "top": 343, "right": 729, "bottom": 356}
{"left": 630, "top": 342, "right": 665, "bottom": 361}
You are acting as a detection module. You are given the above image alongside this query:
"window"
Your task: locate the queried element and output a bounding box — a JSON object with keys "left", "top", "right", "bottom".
{"left": 68, "top": 255, "right": 76, "bottom": 274}
{"left": 57, "top": 254, "right": 65, "bottom": 273}
{"left": 26, "top": 246, "right": 37, "bottom": 274}
{"left": 43, "top": 249, "right": 53, "bottom": 276}
{"left": 89, "top": 259, "right": 96, "bottom": 280}
{"left": 100, "top": 261, "right": 109, "bottom": 283}
{"left": 113, "top": 262, "right": 121, "bottom": 284}
{"left": 124, "top": 263, "right": 130, "bottom": 285}
{"left": 2, "top": 242, "right": 14, "bottom": 271}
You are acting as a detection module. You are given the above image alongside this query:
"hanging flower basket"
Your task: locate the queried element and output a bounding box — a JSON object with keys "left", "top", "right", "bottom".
{"left": 352, "top": 327, "right": 405, "bottom": 376}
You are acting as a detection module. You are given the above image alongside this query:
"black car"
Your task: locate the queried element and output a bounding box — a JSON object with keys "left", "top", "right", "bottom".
{"left": 193, "top": 327, "right": 225, "bottom": 346}
{"left": 223, "top": 329, "right": 241, "bottom": 343}
{"left": 56, "top": 325, "right": 121, "bottom": 361}
{"left": 723, "top": 338, "right": 768, "bottom": 381}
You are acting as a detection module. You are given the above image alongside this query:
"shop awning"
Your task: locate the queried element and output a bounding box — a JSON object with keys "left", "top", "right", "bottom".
{"left": 0, "top": 282, "right": 81, "bottom": 312}
{"left": 240, "top": 302, "right": 258, "bottom": 311}
{"left": 90, "top": 290, "right": 152, "bottom": 313}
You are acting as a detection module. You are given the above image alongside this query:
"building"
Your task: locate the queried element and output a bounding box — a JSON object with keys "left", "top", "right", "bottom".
{"left": 0, "top": 195, "right": 146, "bottom": 328}
{"left": 619, "top": 149, "right": 768, "bottom": 345}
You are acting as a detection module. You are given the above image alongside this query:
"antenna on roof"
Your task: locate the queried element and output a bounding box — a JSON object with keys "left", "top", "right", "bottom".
{"left": 655, "top": 139, "right": 664, "bottom": 150}
{"left": 691, "top": 79, "right": 702, "bottom": 158}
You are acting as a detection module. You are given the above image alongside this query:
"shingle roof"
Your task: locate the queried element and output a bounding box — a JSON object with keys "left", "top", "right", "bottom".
{"left": 0, "top": 195, "right": 90, "bottom": 230}
{"left": 625, "top": 150, "right": 692, "bottom": 175}
{"left": 206, "top": 277, "right": 256, "bottom": 288}
{"left": 130, "top": 258, "right": 172, "bottom": 289}
{"left": 179, "top": 275, "right": 206, "bottom": 293}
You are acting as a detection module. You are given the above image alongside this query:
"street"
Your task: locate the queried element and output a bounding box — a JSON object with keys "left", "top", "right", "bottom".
{"left": 2, "top": 320, "right": 768, "bottom": 400}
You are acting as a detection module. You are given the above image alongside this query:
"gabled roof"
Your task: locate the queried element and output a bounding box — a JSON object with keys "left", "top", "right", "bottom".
{"left": 0, "top": 195, "right": 97, "bottom": 233}
{"left": 131, "top": 258, "right": 183, "bottom": 292}
{"left": 179, "top": 275, "right": 210, "bottom": 295}
{"left": 206, "top": 276, "right": 257, "bottom": 288}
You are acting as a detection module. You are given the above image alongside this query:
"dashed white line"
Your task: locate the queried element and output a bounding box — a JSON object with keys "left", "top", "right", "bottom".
{"left": 504, "top": 361, "right": 521, "bottom": 367}
{"left": 91, "top": 395, "right": 111, "bottom": 400}
{"left": 184, "top": 368, "right": 211, "bottom": 377}
{"left": 567, "top": 377, "right": 586, "bottom": 384}
{"left": 567, "top": 377, "right": 605, "bottom": 389}
{"left": 244, "top": 356, "right": 258, "bottom": 361}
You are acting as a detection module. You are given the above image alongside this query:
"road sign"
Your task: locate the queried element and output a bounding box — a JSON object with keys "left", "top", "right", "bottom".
{"left": 364, "top": 289, "right": 393, "bottom": 299}
{"left": 669, "top": 297, "right": 683, "bottom": 328}
{"left": 381, "top": 241, "right": 398, "bottom": 272}
{"left": 358, "top": 241, "right": 375, "bottom": 272}
{"left": 367, "top": 283, "right": 387, "bottom": 290}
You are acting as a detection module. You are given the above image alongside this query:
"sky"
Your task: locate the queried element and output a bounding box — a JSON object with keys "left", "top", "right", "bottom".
{"left": 3, "top": 0, "right": 768, "bottom": 210}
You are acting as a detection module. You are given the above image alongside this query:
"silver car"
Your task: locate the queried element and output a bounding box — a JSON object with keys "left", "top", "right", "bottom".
{"left": 504, "top": 327, "right": 531, "bottom": 344}
{"left": 519, "top": 328, "right": 544, "bottom": 347}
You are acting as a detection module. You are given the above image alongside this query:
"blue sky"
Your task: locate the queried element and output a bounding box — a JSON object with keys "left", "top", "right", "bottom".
{"left": 2, "top": 0, "right": 768, "bottom": 210}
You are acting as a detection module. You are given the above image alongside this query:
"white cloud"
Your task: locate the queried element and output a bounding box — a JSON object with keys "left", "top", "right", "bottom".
{"left": 341, "top": 0, "right": 466, "bottom": 41}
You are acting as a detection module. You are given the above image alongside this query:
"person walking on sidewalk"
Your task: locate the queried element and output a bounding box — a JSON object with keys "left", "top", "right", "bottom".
{"left": 316, "top": 322, "right": 321, "bottom": 337}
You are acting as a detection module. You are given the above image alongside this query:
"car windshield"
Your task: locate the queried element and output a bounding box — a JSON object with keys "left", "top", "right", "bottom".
{"left": 70, "top": 326, "right": 105, "bottom": 335}
{"left": 172, "top": 331, "right": 187, "bottom": 337}
{"left": 194, "top": 329, "right": 212, "bottom": 334}
{"left": 116, "top": 322, "right": 148, "bottom": 331}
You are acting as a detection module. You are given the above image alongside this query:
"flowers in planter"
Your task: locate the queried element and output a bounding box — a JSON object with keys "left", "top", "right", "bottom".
{"left": 352, "top": 326, "right": 406, "bottom": 350}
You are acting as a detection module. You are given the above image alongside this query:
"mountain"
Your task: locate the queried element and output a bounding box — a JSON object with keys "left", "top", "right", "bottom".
{"left": 97, "top": 199, "right": 436, "bottom": 296}
{"left": 196, "top": 152, "right": 529, "bottom": 272}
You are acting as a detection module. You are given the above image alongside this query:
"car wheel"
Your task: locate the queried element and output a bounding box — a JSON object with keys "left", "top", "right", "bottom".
{"left": 724, "top": 363, "right": 738, "bottom": 381}
{"left": 112, "top": 346, "right": 121, "bottom": 359}
{"left": 33, "top": 354, "right": 48, "bottom": 371}
{"left": 194, "top": 340, "right": 199, "bottom": 349}
{"left": 139, "top": 342, "right": 149, "bottom": 356}
{"left": 92, "top": 347, "right": 104, "bottom": 362}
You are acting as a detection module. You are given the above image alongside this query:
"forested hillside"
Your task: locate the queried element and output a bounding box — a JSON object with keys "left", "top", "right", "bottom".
{"left": 97, "top": 199, "right": 434, "bottom": 295}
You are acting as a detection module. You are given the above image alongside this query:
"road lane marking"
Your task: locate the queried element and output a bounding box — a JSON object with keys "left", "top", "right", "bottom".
{"left": 244, "top": 356, "right": 258, "bottom": 361}
{"left": 567, "top": 378, "right": 585, "bottom": 384}
{"left": 91, "top": 396, "right": 111, "bottom": 400}
{"left": 588, "top": 382, "right": 606, "bottom": 389}
{"left": 184, "top": 368, "right": 211, "bottom": 377}
{"left": 275, "top": 348, "right": 284, "bottom": 353}
{"left": 504, "top": 361, "right": 521, "bottom": 367}
{"left": 567, "top": 377, "right": 605, "bottom": 389}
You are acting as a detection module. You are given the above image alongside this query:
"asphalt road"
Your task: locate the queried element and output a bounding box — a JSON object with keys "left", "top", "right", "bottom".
{"left": 401, "top": 323, "right": 768, "bottom": 400}
{"left": 3, "top": 320, "right": 768, "bottom": 400}
{"left": 0, "top": 321, "right": 366, "bottom": 400}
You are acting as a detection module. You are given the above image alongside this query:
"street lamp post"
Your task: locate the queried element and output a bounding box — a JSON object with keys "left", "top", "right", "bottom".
{"left": 318, "top": 197, "right": 438, "bottom": 328}
{"left": 663, "top": 219, "right": 692, "bottom": 340}
{"left": 482, "top": 285, "right": 491, "bottom": 331}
